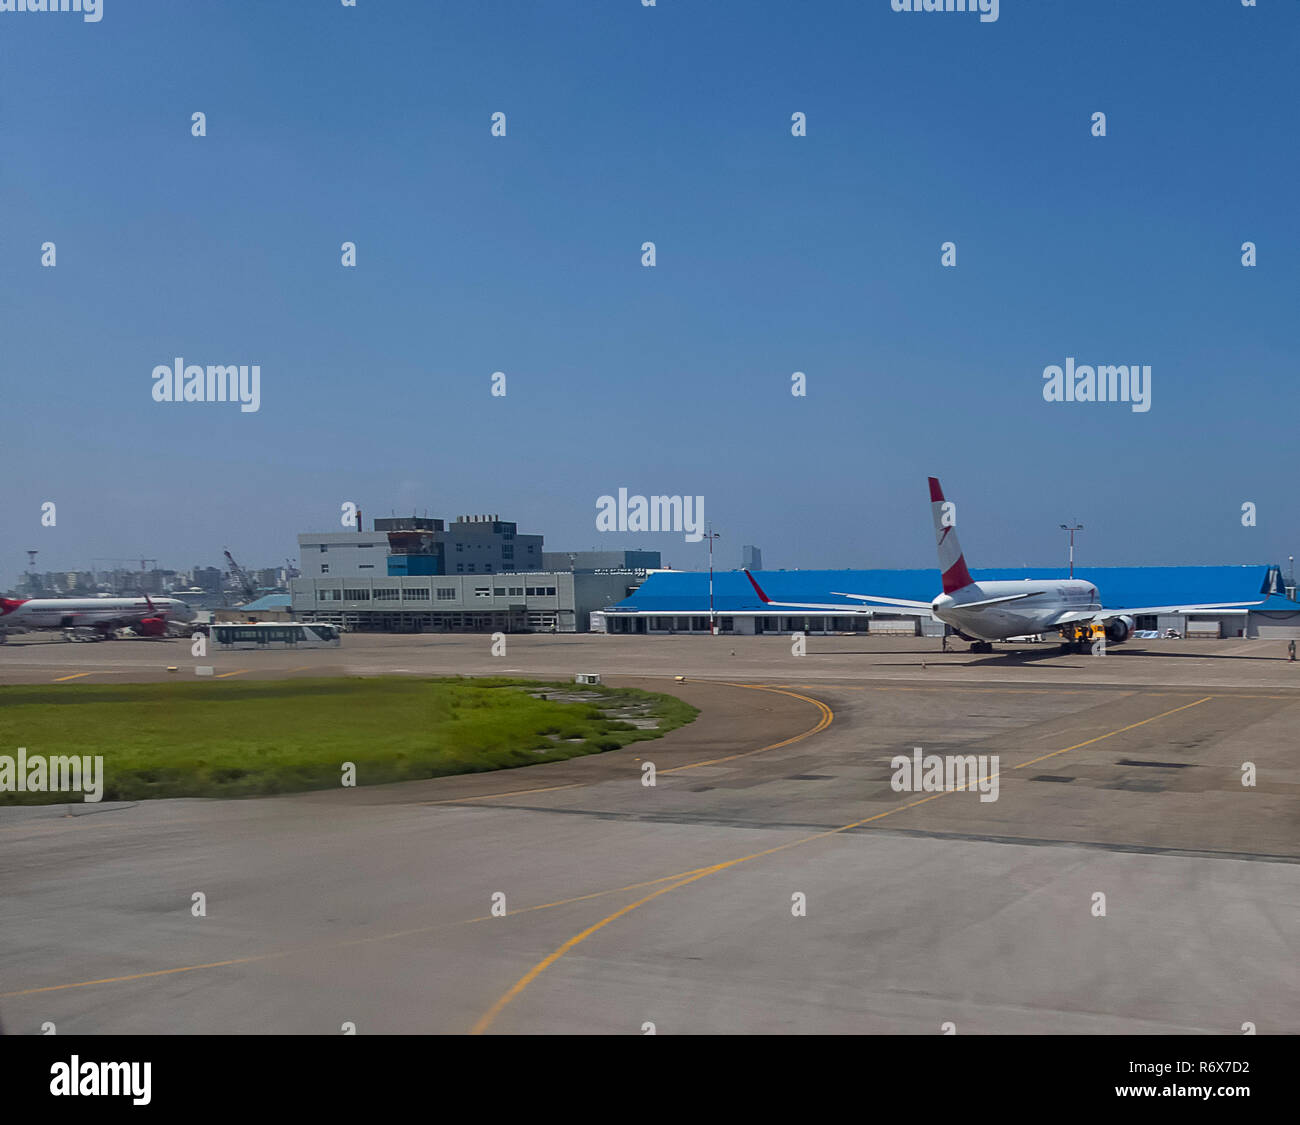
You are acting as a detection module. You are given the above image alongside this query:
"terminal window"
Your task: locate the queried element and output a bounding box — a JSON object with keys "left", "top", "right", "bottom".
{"left": 436, "top": 588, "right": 456, "bottom": 600}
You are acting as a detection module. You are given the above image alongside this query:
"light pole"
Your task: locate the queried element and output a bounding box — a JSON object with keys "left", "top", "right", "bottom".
{"left": 703, "top": 527, "right": 722, "bottom": 634}
{"left": 1060, "top": 523, "right": 1083, "bottom": 579}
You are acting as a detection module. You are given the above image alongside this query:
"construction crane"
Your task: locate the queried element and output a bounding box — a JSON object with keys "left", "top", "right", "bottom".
{"left": 223, "top": 548, "right": 257, "bottom": 603}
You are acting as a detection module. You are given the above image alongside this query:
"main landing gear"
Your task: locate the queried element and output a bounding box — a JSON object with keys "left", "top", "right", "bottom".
{"left": 969, "top": 641, "right": 994, "bottom": 654}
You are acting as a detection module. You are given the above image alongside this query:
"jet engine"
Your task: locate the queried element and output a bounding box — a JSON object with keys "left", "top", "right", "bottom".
{"left": 133, "top": 616, "right": 168, "bottom": 637}
{"left": 1105, "top": 615, "right": 1135, "bottom": 644}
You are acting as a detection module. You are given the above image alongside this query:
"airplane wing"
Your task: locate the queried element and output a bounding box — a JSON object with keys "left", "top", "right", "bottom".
{"left": 830, "top": 591, "right": 935, "bottom": 610}
{"left": 939, "top": 592, "right": 1039, "bottom": 611}
{"left": 1049, "top": 601, "right": 1264, "bottom": 627}
{"left": 744, "top": 570, "right": 931, "bottom": 616}
{"left": 835, "top": 589, "right": 1038, "bottom": 612}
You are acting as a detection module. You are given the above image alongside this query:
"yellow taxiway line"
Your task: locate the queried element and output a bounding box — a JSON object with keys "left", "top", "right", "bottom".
{"left": 470, "top": 694, "right": 1213, "bottom": 1033}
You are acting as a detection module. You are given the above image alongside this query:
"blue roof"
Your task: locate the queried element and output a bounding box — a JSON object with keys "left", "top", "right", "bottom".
{"left": 1249, "top": 596, "right": 1300, "bottom": 617}
{"left": 609, "top": 567, "right": 1278, "bottom": 614}
{"left": 239, "top": 593, "right": 292, "bottom": 611}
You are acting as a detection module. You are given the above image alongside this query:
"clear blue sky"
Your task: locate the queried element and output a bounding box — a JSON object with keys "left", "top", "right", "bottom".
{"left": 2, "top": 0, "right": 1296, "bottom": 585}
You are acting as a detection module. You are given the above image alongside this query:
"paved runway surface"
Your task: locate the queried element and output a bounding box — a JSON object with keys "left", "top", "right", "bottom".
{"left": 2, "top": 633, "right": 1297, "bottom": 1033}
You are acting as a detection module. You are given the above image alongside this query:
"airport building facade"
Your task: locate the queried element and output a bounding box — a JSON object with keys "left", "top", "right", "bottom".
{"left": 292, "top": 511, "right": 662, "bottom": 632}
{"left": 291, "top": 570, "right": 644, "bottom": 633}
{"left": 593, "top": 566, "right": 1300, "bottom": 640}
{"left": 298, "top": 515, "right": 544, "bottom": 580}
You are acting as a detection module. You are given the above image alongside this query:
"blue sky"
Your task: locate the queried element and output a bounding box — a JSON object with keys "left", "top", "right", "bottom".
{"left": 2, "top": 0, "right": 1296, "bottom": 585}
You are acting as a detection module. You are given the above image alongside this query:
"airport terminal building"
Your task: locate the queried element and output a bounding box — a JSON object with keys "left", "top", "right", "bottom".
{"left": 291, "top": 513, "right": 658, "bottom": 632}
{"left": 592, "top": 566, "right": 1300, "bottom": 640}
{"left": 292, "top": 569, "right": 645, "bottom": 633}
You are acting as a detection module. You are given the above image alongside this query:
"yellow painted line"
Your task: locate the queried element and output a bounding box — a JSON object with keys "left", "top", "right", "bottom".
{"left": 422, "top": 682, "right": 833, "bottom": 802}
{"left": 0, "top": 686, "right": 835, "bottom": 1001}
{"left": 0, "top": 691, "right": 1222, "bottom": 1011}
{"left": 470, "top": 693, "right": 1213, "bottom": 1033}
{"left": 775, "top": 682, "right": 1300, "bottom": 701}
{"left": 0, "top": 863, "right": 725, "bottom": 1000}
{"left": 0, "top": 953, "right": 298, "bottom": 998}
{"left": 791, "top": 683, "right": 1100, "bottom": 696}
{"left": 469, "top": 867, "right": 722, "bottom": 1035}
{"left": 214, "top": 669, "right": 249, "bottom": 679}
{"left": 662, "top": 683, "right": 833, "bottom": 773}
{"left": 52, "top": 672, "right": 95, "bottom": 682}
{"left": 421, "top": 783, "right": 583, "bottom": 806}
{"left": 1012, "top": 696, "right": 1212, "bottom": 771}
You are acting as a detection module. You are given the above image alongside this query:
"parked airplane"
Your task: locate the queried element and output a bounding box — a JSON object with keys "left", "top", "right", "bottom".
{"left": 744, "top": 477, "right": 1265, "bottom": 653}
{"left": 0, "top": 593, "right": 196, "bottom": 642}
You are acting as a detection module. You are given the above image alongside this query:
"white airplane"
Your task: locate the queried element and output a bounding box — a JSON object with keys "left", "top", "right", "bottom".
{"left": 0, "top": 593, "right": 196, "bottom": 642}
{"left": 744, "top": 477, "right": 1266, "bottom": 653}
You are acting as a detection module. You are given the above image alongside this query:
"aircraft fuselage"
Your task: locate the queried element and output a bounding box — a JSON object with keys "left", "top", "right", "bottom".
{"left": 932, "top": 580, "right": 1099, "bottom": 641}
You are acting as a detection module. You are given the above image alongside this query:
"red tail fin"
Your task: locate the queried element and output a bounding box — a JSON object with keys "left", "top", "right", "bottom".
{"left": 742, "top": 569, "right": 772, "bottom": 604}
{"left": 928, "top": 476, "right": 974, "bottom": 594}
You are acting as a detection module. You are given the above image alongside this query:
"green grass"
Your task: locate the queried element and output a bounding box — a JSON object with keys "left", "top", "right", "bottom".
{"left": 0, "top": 677, "right": 697, "bottom": 804}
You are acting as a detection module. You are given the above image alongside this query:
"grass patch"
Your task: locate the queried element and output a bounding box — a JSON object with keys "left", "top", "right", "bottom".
{"left": 0, "top": 677, "right": 697, "bottom": 804}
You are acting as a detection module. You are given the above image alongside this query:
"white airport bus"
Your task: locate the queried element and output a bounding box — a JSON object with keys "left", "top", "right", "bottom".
{"left": 209, "top": 622, "right": 342, "bottom": 649}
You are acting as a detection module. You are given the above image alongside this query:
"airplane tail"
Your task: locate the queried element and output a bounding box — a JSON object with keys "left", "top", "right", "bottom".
{"left": 743, "top": 569, "right": 772, "bottom": 604}
{"left": 928, "top": 477, "right": 974, "bottom": 594}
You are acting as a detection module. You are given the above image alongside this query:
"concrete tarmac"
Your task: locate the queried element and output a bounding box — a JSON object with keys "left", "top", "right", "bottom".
{"left": 1, "top": 633, "right": 1297, "bottom": 1033}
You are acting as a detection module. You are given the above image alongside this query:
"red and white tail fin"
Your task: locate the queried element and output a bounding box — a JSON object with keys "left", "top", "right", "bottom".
{"left": 742, "top": 569, "right": 772, "bottom": 604}
{"left": 928, "top": 477, "right": 974, "bottom": 594}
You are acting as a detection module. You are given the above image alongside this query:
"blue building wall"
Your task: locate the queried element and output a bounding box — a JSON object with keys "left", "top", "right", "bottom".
{"left": 610, "top": 567, "right": 1276, "bottom": 614}
{"left": 388, "top": 554, "right": 441, "bottom": 577}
